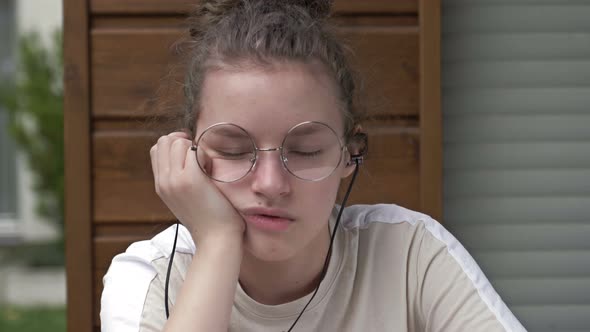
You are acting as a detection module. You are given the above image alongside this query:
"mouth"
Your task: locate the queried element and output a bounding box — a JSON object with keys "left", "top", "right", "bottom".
{"left": 241, "top": 207, "right": 294, "bottom": 232}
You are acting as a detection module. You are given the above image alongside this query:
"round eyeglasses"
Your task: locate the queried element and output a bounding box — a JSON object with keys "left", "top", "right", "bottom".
{"left": 191, "top": 121, "right": 348, "bottom": 183}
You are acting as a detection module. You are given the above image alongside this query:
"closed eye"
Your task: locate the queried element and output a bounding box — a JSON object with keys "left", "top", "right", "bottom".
{"left": 288, "top": 150, "right": 322, "bottom": 158}
{"left": 213, "top": 149, "right": 252, "bottom": 159}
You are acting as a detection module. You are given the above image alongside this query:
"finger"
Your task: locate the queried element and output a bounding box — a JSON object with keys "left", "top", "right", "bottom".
{"left": 168, "top": 131, "right": 190, "bottom": 139}
{"left": 156, "top": 135, "right": 173, "bottom": 183}
{"left": 170, "top": 138, "right": 191, "bottom": 173}
{"left": 150, "top": 144, "right": 159, "bottom": 190}
{"left": 186, "top": 142, "right": 208, "bottom": 177}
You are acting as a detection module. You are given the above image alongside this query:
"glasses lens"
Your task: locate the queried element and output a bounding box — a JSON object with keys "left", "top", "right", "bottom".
{"left": 282, "top": 122, "right": 343, "bottom": 181}
{"left": 196, "top": 124, "right": 255, "bottom": 182}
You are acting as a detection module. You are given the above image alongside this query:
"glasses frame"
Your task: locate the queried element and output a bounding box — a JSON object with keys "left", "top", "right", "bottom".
{"left": 191, "top": 121, "right": 349, "bottom": 183}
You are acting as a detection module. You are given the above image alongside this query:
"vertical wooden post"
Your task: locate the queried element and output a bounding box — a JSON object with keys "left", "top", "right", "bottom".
{"left": 419, "top": 0, "right": 443, "bottom": 221}
{"left": 64, "top": 0, "right": 93, "bottom": 330}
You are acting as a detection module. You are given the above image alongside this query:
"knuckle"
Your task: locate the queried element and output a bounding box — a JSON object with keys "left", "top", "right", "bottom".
{"left": 157, "top": 136, "right": 169, "bottom": 145}
{"left": 172, "top": 138, "right": 186, "bottom": 148}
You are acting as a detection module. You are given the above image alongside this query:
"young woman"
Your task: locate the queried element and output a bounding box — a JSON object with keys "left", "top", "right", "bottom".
{"left": 100, "top": 1, "right": 526, "bottom": 331}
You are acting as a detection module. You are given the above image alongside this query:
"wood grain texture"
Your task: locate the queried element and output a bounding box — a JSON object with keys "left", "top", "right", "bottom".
{"left": 90, "top": 28, "right": 184, "bottom": 119}
{"left": 334, "top": 0, "right": 418, "bottom": 14}
{"left": 90, "top": 0, "right": 418, "bottom": 15}
{"left": 64, "top": 0, "right": 93, "bottom": 331}
{"left": 90, "top": 0, "right": 194, "bottom": 15}
{"left": 90, "top": 25, "right": 418, "bottom": 119}
{"left": 419, "top": 0, "right": 442, "bottom": 221}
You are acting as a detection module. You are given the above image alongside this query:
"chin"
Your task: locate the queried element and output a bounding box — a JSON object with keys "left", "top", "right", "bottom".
{"left": 243, "top": 230, "right": 297, "bottom": 262}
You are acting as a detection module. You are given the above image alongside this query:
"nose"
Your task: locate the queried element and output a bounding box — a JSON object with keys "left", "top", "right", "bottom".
{"left": 250, "top": 150, "right": 291, "bottom": 199}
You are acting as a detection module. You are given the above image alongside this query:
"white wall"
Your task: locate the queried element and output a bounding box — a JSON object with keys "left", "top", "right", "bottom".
{"left": 16, "top": 0, "right": 62, "bottom": 45}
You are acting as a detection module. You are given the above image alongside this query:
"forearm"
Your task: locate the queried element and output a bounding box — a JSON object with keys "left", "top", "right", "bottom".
{"left": 163, "top": 234, "right": 243, "bottom": 332}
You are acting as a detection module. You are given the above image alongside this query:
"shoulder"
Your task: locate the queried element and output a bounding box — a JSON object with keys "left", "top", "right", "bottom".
{"left": 102, "top": 224, "right": 195, "bottom": 283}
{"left": 341, "top": 203, "right": 433, "bottom": 229}
{"left": 340, "top": 203, "right": 449, "bottom": 248}
{"left": 340, "top": 203, "right": 482, "bottom": 295}
{"left": 340, "top": 204, "right": 525, "bottom": 332}
{"left": 100, "top": 224, "right": 195, "bottom": 331}
{"left": 339, "top": 204, "right": 459, "bottom": 268}
{"left": 340, "top": 204, "right": 486, "bottom": 286}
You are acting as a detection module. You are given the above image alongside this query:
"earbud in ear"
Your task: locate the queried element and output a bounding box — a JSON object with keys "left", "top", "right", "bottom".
{"left": 346, "top": 154, "right": 364, "bottom": 167}
{"left": 346, "top": 132, "right": 368, "bottom": 167}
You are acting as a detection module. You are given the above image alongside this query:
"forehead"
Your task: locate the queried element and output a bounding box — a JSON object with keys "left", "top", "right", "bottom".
{"left": 197, "top": 61, "right": 344, "bottom": 139}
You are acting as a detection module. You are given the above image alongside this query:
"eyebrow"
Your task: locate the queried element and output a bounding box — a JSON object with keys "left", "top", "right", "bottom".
{"left": 207, "top": 127, "right": 251, "bottom": 139}
{"left": 287, "top": 125, "right": 324, "bottom": 137}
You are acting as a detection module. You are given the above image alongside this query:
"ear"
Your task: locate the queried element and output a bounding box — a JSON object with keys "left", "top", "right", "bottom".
{"left": 341, "top": 125, "right": 368, "bottom": 179}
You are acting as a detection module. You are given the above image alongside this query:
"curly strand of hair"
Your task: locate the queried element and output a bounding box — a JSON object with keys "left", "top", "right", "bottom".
{"left": 188, "top": 0, "right": 242, "bottom": 40}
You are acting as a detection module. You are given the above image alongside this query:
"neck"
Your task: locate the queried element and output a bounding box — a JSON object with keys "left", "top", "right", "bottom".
{"left": 238, "top": 225, "right": 331, "bottom": 305}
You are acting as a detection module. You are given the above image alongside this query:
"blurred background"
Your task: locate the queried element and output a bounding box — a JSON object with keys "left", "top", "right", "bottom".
{"left": 0, "top": 0, "right": 65, "bottom": 331}
{"left": 1, "top": 1, "right": 590, "bottom": 331}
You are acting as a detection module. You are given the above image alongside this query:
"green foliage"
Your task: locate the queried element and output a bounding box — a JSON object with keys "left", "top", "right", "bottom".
{"left": 0, "top": 240, "right": 65, "bottom": 267}
{"left": 0, "top": 30, "right": 64, "bottom": 265}
{"left": 0, "top": 306, "right": 66, "bottom": 332}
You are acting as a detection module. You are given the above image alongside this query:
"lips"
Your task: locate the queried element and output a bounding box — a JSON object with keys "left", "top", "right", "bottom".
{"left": 241, "top": 207, "right": 294, "bottom": 232}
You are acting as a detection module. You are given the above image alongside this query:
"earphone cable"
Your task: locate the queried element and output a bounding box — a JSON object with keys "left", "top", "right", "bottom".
{"left": 164, "top": 160, "right": 361, "bottom": 327}
{"left": 164, "top": 220, "right": 180, "bottom": 319}
{"left": 285, "top": 160, "right": 360, "bottom": 332}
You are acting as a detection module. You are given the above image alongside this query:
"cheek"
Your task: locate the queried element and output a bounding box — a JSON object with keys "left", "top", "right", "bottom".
{"left": 298, "top": 177, "right": 341, "bottom": 212}
{"left": 213, "top": 182, "right": 244, "bottom": 208}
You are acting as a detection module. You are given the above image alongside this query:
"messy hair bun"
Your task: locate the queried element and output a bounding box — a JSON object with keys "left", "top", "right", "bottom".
{"left": 189, "top": 0, "right": 333, "bottom": 39}
{"left": 283, "top": 0, "right": 333, "bottom": 19}
{"left": 188, "top": 0, "right": 240, "bottom": 40}
{"left": 174, "top": 0, "right": 361, "bottom": 141}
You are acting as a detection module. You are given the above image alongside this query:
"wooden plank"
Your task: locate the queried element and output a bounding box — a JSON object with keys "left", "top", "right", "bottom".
{"left": 90, "top": 0, "right": 418, "bottom": 15}
{"left": 90, "top": 26, "right": 418, "bottom": 119}
{"left": 334, "top": 0, "right": 418, "bottom": 14}
{"left": 90, "top": 0, "right": 193, "bottom": 15}
{"left": 419, "top": 0, "right": 442, "bottom": 221}
{"left": 92, "top": 14, "right": 418, "bottom": 29}
{"left": 90, "top": 28, "right": 183, "bottom": 119}
{"left": 64, "top": 0, "right": 93, "bottom": 331}
{"left": 343, "top": 27, "right": 419, "bottom": 120}
{"left": 92, "top": 16, "right": 184, "bottom": 29}
{"left": 92, "top": 125, "right": 420, "bottom": 223}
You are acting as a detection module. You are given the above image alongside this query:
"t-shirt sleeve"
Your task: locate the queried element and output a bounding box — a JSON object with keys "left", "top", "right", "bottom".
{"left": 100, "top": 240, "right": 167, "bottom": 332}
{"left": 412, "top": 220, "right": 527, "bottom": 332}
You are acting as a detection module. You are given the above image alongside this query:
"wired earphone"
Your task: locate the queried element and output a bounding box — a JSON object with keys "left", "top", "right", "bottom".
{"left": 164, "top": 133, "right": 367, "bottom": 331}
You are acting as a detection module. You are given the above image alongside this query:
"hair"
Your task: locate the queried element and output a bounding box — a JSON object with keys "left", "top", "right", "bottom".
{"left": 155, "top": 0, "right": 365, "bottom": 146}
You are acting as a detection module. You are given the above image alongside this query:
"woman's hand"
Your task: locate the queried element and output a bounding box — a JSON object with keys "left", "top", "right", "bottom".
{"left": 152, "top": 132, "right": 244, "bottom": 331}
{"left": 150, "top": 132, "right": 245, "bottom": 245}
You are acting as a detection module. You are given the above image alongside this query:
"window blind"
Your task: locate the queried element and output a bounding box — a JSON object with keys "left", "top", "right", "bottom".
{"left": 442, "top": 1, "right": 590, "bottom": 331}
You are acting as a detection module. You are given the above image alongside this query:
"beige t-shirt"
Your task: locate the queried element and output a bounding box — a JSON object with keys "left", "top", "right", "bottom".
{"left": 100, "top": 204, "right": 526, "bottom": 331}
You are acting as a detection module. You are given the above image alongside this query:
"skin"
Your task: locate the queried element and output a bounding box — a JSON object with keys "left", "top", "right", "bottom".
{"left": 150, "top": 61, "right": 356, "bottom": 331}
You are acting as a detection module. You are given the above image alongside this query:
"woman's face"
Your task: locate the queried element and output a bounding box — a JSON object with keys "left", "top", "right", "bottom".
{"left": 196, "top": 61, "right": 353, "bottom": 262}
